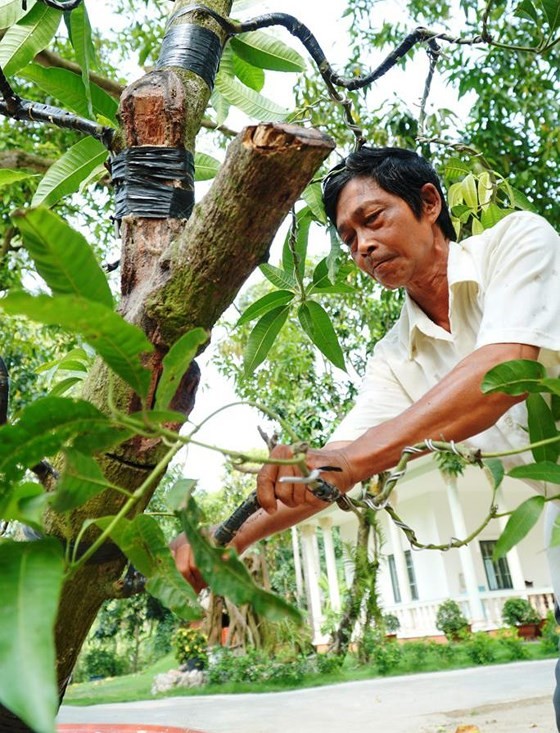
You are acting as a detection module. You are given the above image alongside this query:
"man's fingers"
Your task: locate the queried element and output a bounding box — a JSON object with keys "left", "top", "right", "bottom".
{"left": 256, "top": 460, "right": 280, "bottom": 514}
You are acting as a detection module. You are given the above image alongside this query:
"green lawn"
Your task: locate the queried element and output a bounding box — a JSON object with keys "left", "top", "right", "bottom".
{"left": 63, "top": 640, "right": 558, "bottom": 707}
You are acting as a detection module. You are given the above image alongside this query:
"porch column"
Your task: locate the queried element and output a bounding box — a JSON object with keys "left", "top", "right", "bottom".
{"left": 386, "top": 507, "right": 412, "bottom": 604}
{"left": 496, "top": 487, "right": 527, "bottom": 590}
{"left": 300, "top": 523, "right": 325, "bottom": 643}
{"left": 444, "top": 473, "right": 485, "bottom": 622}
{"left": 291, "top": 526, "right": 305, "bottom": 604}
{"left": 319, "top": 517, "right": 341, "bottom": 612}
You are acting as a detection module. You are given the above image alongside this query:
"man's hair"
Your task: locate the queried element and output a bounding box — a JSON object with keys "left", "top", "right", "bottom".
{"left": 322, "top": 146, "right": 455, "bottom": 241}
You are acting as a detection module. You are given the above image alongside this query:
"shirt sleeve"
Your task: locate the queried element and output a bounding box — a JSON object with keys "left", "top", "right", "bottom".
{"left": 327, "top": 345, "right": 412, "bottom": 444}
{"left": 475, "top": 212, "right": 560, "bottom": 350}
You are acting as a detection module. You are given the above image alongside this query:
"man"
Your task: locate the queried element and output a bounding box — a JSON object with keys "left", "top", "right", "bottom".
{"left": 173, "top": 146, "right": 560, "bottom": 725}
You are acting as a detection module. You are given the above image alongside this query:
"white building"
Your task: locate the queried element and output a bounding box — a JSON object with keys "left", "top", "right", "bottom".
{"left": 292, "top": 456, "right": 555, "bottom": 645}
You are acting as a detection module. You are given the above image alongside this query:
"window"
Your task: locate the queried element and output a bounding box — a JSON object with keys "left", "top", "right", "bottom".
{"left": 404, "top": 550, "right": 419, "bottom": 600}
{"left": 387, "top": 554, "right": 401, "bottom": 603}
{"left": 480, "top": 540, "right": 513, "bottom": 590}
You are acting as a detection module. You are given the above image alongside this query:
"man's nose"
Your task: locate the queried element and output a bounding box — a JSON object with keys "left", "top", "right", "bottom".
{"left": 356, "top": 231, "right": 376, "bottom": 256}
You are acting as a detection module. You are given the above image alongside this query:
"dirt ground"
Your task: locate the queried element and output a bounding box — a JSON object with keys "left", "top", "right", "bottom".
{"left": 418, "top": 696, "right": 554, "bottom": 732}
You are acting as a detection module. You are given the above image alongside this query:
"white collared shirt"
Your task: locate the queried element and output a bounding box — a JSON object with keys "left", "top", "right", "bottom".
{"left": 329, "top": 211, "right": 560, "bottom": 474}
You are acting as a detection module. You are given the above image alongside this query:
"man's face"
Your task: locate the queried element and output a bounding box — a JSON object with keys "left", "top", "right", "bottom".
{"left": 335, "top": 176, "right": 442, "bottom": 291}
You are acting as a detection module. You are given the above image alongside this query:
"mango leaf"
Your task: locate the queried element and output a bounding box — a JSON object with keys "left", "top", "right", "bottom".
{"left": 493, "top": 495, "right": 545, "bottom": 560}
{"left": 128, "top": 408, "right": 187, "bottom": 426}
{"left": 49, "top": 449, "right": 110, "bottom": 512}
{"left": 298, "top": 301, "right": 346, "bottom": 370}
{"left": 443, "top": 157, "right": 471, "bottom": 179}
{"left": 49, "top": 377, "right": 82, "bottom": 397}
{"left": 302, "top": 182, "right": 328, "bottom": 224}
{"left": 0, "top": 396, "right": 120, "bottom": 485}
{"left": 0, "top": 539, "right": 64, "bottom": 733}
{"left": 210, "top": 87, "right": 230, "bottom": 126}
{"left": 178, "top": 498, "right": 301, "bottom": 622}
{"left": 461, "top": 173, "right": 478, "bottom": 209}
{"left": 508, "top": 461, "right": 560, "bottom": 483}
{"left": 237, "top": 290, "right": 295, "bottom": 327}
{"left": 21, "top": 64, "right": 118, "bottom": 124}
{"left": 12, "top": 206, "right": 113, "bottom": 308}
{"left": 327, "top": 224, "right": 343, "bottom": 283}
{"left": 480, "top": 202, "right": 510, "bottom": 229}
{"left": 31, "top": 137, "right": 109, "bottom": 209}
{"left": 281, "top": 207, "right": 312, "bottom": 281}
{"left": 481, "top": 359, "right": 547, "bottom": 395}
{"left": 230, "top": 31, "right": 306, "bottom": 72}
{"left": 0, "top": 2, "right": 60, "bottom": 76}
{"left": 477, "top": 171, "right": 493, "bottom": 208}
{"left": 539, "top": 0, "right": 560, "bottom": 30}
{"left": 508, "top": 186, "right": 537, "bottom": 212}
{"left": 0, "top": 169, "right": 37, "bottom": 187}
{"left": 214, "top": 71, "right": 289, "bottom": 122}
{"left": 194, "top": 152, "right": 221, "bottom": 181}
{"left": 165, "top": 477, "right": 198, "bottom": 512}
{"left": 97, "top": 515, "right": 201, "bottom": 620}
{"left": 0, "top": 481, "right": 47, "bottom": 530}
{"left": 0, "top": 293, "right": 152, "bottom": 398}
{"left": 67, "top": 3, "right": 96, "bottom": 117}
{"left": 308, "top": 257, "right": 354, "bottom": 295}
{"left": 0, "top": 0, "right": 37, "bottom": 29}
{"left": 526, "top": 393, "right": 560, "bottom": 463}
{"left": 484, "top": 458, "right": 505, "bottom": 490}
{"left": 232, "top": 52, "right": 265, "bottom": 91}
{"left": 471, "top": 217, "right": 484, "bottom": 235}
{"left": 155, "top": 328, "right": 208, "bottom": 411}
{"left": 243, "top": 305, "right": 291, "bottom": 376}
{"left": 260, "top": 263, "right": 296, "bottom": 290}
{"left": 515, "top": 0, "right": 541, "bottom": 22}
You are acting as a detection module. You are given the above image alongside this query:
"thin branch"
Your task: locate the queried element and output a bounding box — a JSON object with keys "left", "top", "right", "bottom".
{"left": 0, "top": 149, "right": 54, "bottom": 172}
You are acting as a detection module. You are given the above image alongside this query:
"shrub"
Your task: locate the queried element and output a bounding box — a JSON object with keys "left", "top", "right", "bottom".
{"left": 383, "top": 613, "right": 400, "bottom": 633}
{"left": 370, "top": 637, "right": 403, "bottom": 674}
{"left": 172, "top": 626, "right": 208, "bottom": 669}
{"left": 315, "top": 653, "right": 344, "bottom": 675}
{"left": 501, "top": 598, "right": 541, "bottom": 626}
{"left": 435, "top": 600, "right": 470, "bottom": 641}
{"left": 496, "top": 630, "right": 530, "bottom": 660}
{"left": 540, "top": 610, "right": 560, "bottom": 653}
{"left": 463, "top": 632, "right": 497, "bottom": 664}
{"left": 79, "top": 648, "right": 128, "bottom": 680}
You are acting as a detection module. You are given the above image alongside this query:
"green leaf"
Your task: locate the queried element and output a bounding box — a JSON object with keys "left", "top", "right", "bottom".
{"left": 493, "top": 495, "right": 545, "bottom": 560}
{"left": 480, "top": 202, "right": 510, "bottom": 229}
{"left": 509, "top": 186, "right": 537, "bottom": 212}
{"left": 471, "top": 216, "right": 484, "bottom": 235}
{"left": 481, "top": 359, "right": 547, "bottom": 395}
{"left": 298, "top": 301, "right": 346, "bottom": 371}
{"left": 0, "top": 481, "right": 47, "bottom": 530}
{"left": 230, "top": 31, "right": 306, "bottom": 72}
{"left": 259, "top": 263, "right": 296, "bottom": 290}
{"left": 508, "top": 461, "right": 560, "bottom": 483}
{"left": 515, "top": 0, "right": 541, "bottom": 23}
{"left": 98, "top": 515, "right": 201, "bottom": 621}
{"left": 49, "top": 449, "right": 110, "bottom": 512}
{"left": 155, "top": 328, "right": 208, "bottom": 411}
{"left": 12, "top": 206, "right": 113, "bottom": 308}
{"left": 526, "top": 393, "right": 560, "bottom": 463}
{"left": 237, "top": 289, "right": 295, "bottom": 327}
{"left": 210, "top": 88, "right": 230, "bottom": 126}
{"left": 232, "top": 52, "right": 265, "bottom": 91}
{"left": 49, "top": 376, "right": 82, "bottom": 397}
{"left": 0, "top": 2, "right": 60, "bottom": 76}
{"left": 0, "top": 539, "right": 64, "bottom": 733}
{"left": 21, "top": 64, "right": 118, "bottom": 124}
{"left": 281, "top": 208, "right": 312, "bottom": 280}
{"left": 0, "top": 293, "right": 152, "bottom": 398}
{"left": 67, "top": 3, "right": 96, "bottom": 117}
{"left": 214, "top": 71, "right": 289, "bottom": 122}
{"left": 483, "top": 458, "right": 505, "bottom": 490}
{"left": 178, "top": 498, "right": 301, "bottom": 622}
{"left": 194, "top": 152, "right": 221, "bottom": 181}
{"left": 243, "top": 305, "right": 291, "bottom": 376}
{"left": 31, "top": 137, "right": 109, "bottom": 209}
{"left": 165, "top": 477, "right": 198, "bottom": 512}
{"left": 0, "top": 0, "right": 37, "bottom": 29}
{"left": 0, "top": 396, "right": 120, "bottom": 484}
{"left": 477, "top": 171, "right": 493, "bottom": 208}
{"left": 461, "top": 173, "right": 478, "bottom": 209}
{"left": 443, "top": 157, "right": 471, "bottom": 179}
{"left": 302, "top": 182, "right": 328, "bottom": 224}
{"left": 0, "top": 169, "right": 37, "bottom": 187}
{"left": 327, "top": 223, "right": 342, "bottom": 283}
{"left": 539, "top": 0, "right": 560, "bottom": 30}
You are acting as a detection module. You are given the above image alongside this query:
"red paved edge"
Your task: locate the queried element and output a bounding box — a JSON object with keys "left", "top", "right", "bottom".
{"left": 58, "top": 725, "right": 207, "bottom": 733}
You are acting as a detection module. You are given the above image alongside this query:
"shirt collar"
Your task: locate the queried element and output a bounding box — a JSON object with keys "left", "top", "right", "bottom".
{"left": 398, "top": 240, "right": 481, "bottom": 357}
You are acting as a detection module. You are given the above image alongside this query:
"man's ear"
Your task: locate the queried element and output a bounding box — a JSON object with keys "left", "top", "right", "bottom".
{"left": 420, "top": 183, "right": 442, "bottom": 221}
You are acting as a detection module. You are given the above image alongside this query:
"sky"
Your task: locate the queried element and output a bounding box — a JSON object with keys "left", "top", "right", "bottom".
{"left": 85, "top": 0, "right": 462, "bottom": 494}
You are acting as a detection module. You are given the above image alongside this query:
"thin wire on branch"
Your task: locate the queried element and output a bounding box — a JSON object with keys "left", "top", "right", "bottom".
{"left": 22, "top": 0, "right": 84, "bottom": 9}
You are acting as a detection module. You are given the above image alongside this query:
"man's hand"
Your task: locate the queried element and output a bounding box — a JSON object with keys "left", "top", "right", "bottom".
{"left": 255, "top": 443, "right": 354, "bottom": 514}
{"left": 169, "top": 532, "right": 207, "bottom": 593}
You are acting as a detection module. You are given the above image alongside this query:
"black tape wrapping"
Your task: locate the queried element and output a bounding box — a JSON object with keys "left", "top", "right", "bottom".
{"left": 156, "top": 23, "right": 222, "bottom": 90}
{"left": 110, "top": 146, "right": 195, "bottom": 220}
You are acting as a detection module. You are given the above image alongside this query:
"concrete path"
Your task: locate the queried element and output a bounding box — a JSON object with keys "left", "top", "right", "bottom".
{"left": 58, "top": 658, "right": 558, "bottom": 733}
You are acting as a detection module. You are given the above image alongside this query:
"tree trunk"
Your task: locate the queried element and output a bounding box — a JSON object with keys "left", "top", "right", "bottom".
{"left": 0, "top": 2, "right": 334, "bottom": 729}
